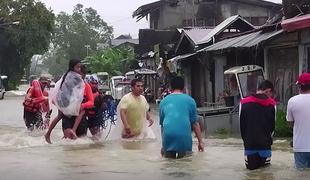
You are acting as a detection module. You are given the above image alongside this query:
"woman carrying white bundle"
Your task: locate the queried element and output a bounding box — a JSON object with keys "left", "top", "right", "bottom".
{"left": 45, "top": 59, "right": 94, "bottom": 143}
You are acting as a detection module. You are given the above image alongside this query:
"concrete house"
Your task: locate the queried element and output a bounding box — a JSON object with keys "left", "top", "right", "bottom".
{"left": 133, "top": 0, "right": 281, "bottom": 29}
{"left": 172, "top": 15, "right": 255, "bottom": 106}
{"left": 199, "top": 14, "right": 310, "bottom": 105}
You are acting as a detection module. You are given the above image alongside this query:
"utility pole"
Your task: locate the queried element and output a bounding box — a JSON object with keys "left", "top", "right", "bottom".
{"left": 85, "top": 44, "right": 90, "bottom": 57}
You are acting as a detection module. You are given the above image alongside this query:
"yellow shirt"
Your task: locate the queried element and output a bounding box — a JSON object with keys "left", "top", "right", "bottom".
{"left": 119, "top": 93, "right": 149, "bottom": 135}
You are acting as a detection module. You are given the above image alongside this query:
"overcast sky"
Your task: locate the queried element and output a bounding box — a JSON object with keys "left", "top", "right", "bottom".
{"left": 39, "top": 0, "right": 282, "bottom": 39}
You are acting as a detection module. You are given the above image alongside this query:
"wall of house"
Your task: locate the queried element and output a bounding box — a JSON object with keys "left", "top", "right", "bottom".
{"left": 300, "top": 29, "right": 310, "bottom": 72}
{"left": 157, "top": 0, "right": 199, "bottom": 29}
{"left": 264, "top": 31, "right": 300, "bottom": 104}
{"left": 150, "top": 0, "right": 279, "bottom": 29}
{"left": 214, "top": 55, "right": 227, "bottom": 101}
{"left": 220, "top": 1, "right": 273, "bottom": 25}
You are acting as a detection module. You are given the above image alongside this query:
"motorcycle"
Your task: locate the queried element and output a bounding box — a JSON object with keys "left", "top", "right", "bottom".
{"left": 144, "top": 87, "right": 154, "bottom": 103}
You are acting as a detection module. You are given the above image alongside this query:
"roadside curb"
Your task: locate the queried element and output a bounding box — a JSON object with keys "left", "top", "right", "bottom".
{"left": 5, "top": 91, "right": 26, "bottom": 97}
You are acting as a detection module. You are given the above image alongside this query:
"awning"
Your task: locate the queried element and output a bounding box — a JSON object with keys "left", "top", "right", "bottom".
{"left": 168, "top": 53, "right": 197, "bottom": 63}
{"left": 198, "top": 29, "right": 283, "bottom": 52}
{"left": 159, "top": 53, "right": 197, "bottom": 73}
{"left": 281, "top": 14, "right": 310, "bottom": 32}
{"left": 134, "top": 68, "right": 158, "bottom": 75}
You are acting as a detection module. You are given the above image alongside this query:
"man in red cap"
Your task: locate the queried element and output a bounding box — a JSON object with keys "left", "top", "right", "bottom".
{"left": 287, "top": 73, "right": 310, "bottom": 169}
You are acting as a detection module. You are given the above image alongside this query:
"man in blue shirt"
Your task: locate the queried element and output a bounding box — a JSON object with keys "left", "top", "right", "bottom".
{"left": 159, "top": 76, "right": 204, "bottom": 158}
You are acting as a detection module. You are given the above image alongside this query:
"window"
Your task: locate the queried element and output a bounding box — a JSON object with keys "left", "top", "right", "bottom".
{"left": 182, "top": 19, "right": 193, "bottom": 27}
{"left": 195, "top": 19, "right": 205, "bottom": 26}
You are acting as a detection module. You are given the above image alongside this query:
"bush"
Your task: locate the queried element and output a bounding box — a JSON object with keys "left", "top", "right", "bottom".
{"left": 274, "top": 108, "right": 293, "bottom": 137}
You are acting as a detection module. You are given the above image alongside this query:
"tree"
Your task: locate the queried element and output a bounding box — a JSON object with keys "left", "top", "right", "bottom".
{"left": 282, "top": 0, "right": 310, "bottom": 18}
{"left": 43, "top": 4, "right": 113, "bottom": 78}
{"left": 0, "top": 0, "right": 54, "bottom": 89}
{"left": 87, "top": 47, "right": 136, "bottom": 76}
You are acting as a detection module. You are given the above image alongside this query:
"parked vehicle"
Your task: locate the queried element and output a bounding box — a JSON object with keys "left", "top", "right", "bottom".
{"left": 110, "top": 76, "right": 126, "bottom": 101}
{"left": 125, "top": 68, "right": 159, "bottom": 103}
{"left": 96, "top": 72, "right": 110, "bottom": 93}
{"left": 0, "top": 75, "right": 8, "bottom": 99}
{"left": 125, "top": 71, "right": 135, "bottom": 81}
{"left": 198, "top": 65, "right": 265, "bottom": 134}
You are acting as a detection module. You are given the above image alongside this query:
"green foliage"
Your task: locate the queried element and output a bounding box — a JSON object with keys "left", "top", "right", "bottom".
{"left": 43, "top": 4, "right": 113, "bottom": 78}
{"left": 42, "top": 48, "right": 68, "bottom": 80}
{"left": 274, "top": 108, "right": 293, "bottom": 137}
{"left": 87, "top": 47, "right": 135, "bottom": 76}
{"left": 0, "top": 0, "right": 54, "bottom": 89}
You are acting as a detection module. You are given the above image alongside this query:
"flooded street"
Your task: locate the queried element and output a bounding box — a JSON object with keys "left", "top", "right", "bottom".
{"left": 0, "top": 97, "right": 309, "bottom": 180}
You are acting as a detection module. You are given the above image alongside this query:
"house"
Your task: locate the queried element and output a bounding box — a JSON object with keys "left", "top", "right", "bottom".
{"left": 133, "top": 0, "right": 282, "bottom": 29}
{"left": 264, "top": 14, "right": 310, "bottom": 104}
{"left": 171, "top": 15, "right": 255, "bottom": 106}
{"left": 135, "top": 29, "right": 179, "bottom": 99}
{"left": 198, "top": 14, "right": 310, "bottom": 105}
{"left": 111, "top": 34, "right": 139, "bottom": 50}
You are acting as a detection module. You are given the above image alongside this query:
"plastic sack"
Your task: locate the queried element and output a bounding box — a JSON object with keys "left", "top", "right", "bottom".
{"left": 50, "top": 71, "right": 85, "bottom": 116}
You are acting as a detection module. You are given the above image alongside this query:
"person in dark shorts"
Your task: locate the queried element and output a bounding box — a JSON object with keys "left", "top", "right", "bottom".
{"left": 45, "top": 60, "right": 94, "bottom": 142}
{"left": 61, "top": 64, "right": 94, "bottom": 138}
{"left": 85, "top": 74, "right": 106, "bottom": 138}
{"left": 62, "top": 115, "right": 88, "bottom": 137}
{"left": 23, "top": 76, "right": 51, "bottom": 131}
{"left": 239, "top": 80, "right": 276, "bottom": 170}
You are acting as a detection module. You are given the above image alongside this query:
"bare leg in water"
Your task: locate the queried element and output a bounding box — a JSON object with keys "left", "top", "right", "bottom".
{"left": 45, "top": 110, "right": 86, "bottom": 143}
{"left": 70, "top": 110, "right": 85, "bottom": 137}
{"left": 44, "top": 110, "right": 63, "bottom": 144}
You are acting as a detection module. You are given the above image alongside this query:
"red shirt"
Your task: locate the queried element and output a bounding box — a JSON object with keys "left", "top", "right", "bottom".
{"left": 81, "top": 83, "right": 94, "bottom": 109}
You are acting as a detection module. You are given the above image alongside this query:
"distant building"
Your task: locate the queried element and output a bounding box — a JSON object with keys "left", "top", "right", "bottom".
{"left": 111, "top": 34, "right": 139, "bottom": 50}
{"left": 133, "top": 0, "right": 282, "bottom": 29}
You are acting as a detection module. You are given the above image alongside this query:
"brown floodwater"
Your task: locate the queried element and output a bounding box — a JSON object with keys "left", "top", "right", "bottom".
{"left": 0, "top": 97, "right": 309, "bottom": 180}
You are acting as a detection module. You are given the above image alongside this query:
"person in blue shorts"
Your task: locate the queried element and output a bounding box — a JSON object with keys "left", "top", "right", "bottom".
{"left": 240, "top": 80, "right": 276, "bottom": 170}
{"left": 159, "top": 76, "right": 204, "bottom": 159}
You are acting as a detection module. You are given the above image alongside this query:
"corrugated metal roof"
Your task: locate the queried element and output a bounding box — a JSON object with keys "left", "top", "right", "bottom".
{"left": 199, "top": 29, "right": 283, "bottom": 52}
{"left": 168, "top": 53, "right": 197, "bottom": 63}
{"left": 197, "top": 15, "right": 254, "bottom": 45}
{"left": 111, "top": 39, "right": 139, "bottom": 47}
{"left": 182, "top": 28, "right": 213, "bottom": 45}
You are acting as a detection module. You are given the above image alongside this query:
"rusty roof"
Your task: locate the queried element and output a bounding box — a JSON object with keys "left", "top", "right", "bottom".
{"left": 197, "top": 15, "right": 254, "bottom": 45}
{"left": 198, "top": 29, "right": 283, "bottom": 52}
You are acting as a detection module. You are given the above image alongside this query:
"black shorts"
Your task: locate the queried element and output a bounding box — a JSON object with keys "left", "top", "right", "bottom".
{"left": 245, "top": 153, "right": 271, "bottom": 170}
{"left": 23, "top": 109, "right": 43, "bottom": 129}
{"left": 163, "top": 151, "right": 192, "bottom": 159}
{"left": 87, "top": 116, "right": 101, "bottom": 129}
{"left": 62, "top": 115, "right": 88, "bottom": 137}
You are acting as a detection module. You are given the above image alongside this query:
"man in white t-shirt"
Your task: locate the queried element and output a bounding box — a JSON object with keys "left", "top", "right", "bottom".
{"left": 287, "top": 73, "right": 310, "bottom": 169}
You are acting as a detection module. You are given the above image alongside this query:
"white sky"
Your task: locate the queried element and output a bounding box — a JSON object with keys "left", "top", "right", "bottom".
{"left": 39, "top": 0, "right": 282, "bottom": 39}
